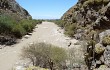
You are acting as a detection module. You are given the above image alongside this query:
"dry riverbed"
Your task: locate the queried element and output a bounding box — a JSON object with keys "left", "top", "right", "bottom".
{"left": 0, "top": 22, "right": 81, "bottom": 70}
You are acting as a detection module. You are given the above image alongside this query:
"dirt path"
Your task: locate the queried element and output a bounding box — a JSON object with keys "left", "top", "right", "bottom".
{"left": 0, "top": 22, "right": 79, "bottom": 70}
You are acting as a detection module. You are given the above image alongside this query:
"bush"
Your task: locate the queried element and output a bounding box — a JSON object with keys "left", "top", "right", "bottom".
{"left": 21, "top": 42, "right": 67, "bottom": 70}
{"left": 0, "top": 14, "right": 16, "bottom": 34}
{"left": 12, "top": 24, "right": 26, "bottom": 38}
{"left": 0, "top": 14, "right": 42, "bottom": 38}
{"left": 55, "top": 20, "right": 66, "bottom": 28}
{"left": 64, "top": 23, "right": 76, "bottom": 37}
{"left": 20, "top": 19, "right": 35, "bottom": 32}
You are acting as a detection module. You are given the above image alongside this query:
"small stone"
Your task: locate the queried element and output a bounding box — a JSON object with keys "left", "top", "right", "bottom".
{"left": 96, "top": 60, "right": 101, "bottom": 64}
{"left": 28, "top": 33, "right": 32, "bottom": 35}
{"left": 24, "top": 35, "right": 30, "bottom": 39}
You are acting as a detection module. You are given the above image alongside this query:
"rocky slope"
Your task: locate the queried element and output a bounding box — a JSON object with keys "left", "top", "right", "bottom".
{"left": 62, "top": 0, "right": 110, "bottom": 70}
{"left": 0, "top": 0, "right": 32, "bottom": 45}
{"left": 0, "top": 0, "right": 31, "bottom": 19}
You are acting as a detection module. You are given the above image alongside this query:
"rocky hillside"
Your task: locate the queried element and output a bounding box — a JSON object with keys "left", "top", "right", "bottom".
{"left": 0, "top": 0, "right": 31, "bottom": 19}
{"left": 61, "top": 0, "right": 110, "bottom": 70}
{"left": 0, "top": 0, "right": 38, "bottom": 45}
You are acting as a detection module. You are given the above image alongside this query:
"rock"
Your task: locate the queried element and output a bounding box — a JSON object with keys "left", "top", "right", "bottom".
{"left": 15, "top": 66, "right": 25, "bottom": 70}
{"left": 100, "top": 55, "right": 104, "bottom": 63}
{"left": 99, "top": 30, "right": 110, "bottom": 43}
{"left": 93, "top": 65, "right": 110, "bottom": 70}
{"left": 74, "top": 33, "right": 82, "bottom": 40}
{"left": 74, "top": 41, "right": 80, "bottom": 45}
{"left": 28, "top": 33, "right": 32, "bottom": 35}
{"left": 24, "top": 35, "right": 30, "bottom": 39}
{"left": 106, "top": 45, "right": 110, "bottom": 51}
{"left": 0, "top": 45, "right": 2, "bottom": 49}
{"left": 104, "top": 49, "right": 110, "bottom": 67}
{"left": 0, "top": 36, "right": 16, "bottom": 45}
{"left": 80, "top": 65, "right": 88, "bottom": 70}
{"left": 77, "top": 29, "right": 83, "bottom": 33}
{"left": 96, "top": 60, "right": 101, "bottom": 65}
{"left": 29, "top": 42, "right": 34, "bottom": 45}
{"left": 95, "top": 43, "right": 105, "bottom": 54}
{"left": 0, "top": 0, "right": 31, "bottom": 19}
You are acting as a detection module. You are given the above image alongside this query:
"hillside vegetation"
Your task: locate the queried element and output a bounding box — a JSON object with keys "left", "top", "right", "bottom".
{"left": 0, "top": 0, "right": 42, "bottom": 45}
{"left": 56, "top": 0, "right": 110, "bottom": 70}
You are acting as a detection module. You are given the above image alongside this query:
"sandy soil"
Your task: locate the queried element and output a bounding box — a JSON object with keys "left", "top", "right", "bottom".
{"left": 0, "top": 22, "right": 78, "bottom": 70}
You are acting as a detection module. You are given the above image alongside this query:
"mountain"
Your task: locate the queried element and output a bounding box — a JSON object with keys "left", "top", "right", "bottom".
{"left": 0, "top": 0, "right": 31, "bottom": 19}
{"left": 61, "top": 0, "right": 110, "bottom": 70}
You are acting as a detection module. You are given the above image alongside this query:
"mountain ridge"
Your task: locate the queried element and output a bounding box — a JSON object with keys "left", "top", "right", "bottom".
{"left": 0, "top": 0, "right": 31, "bottom": 19}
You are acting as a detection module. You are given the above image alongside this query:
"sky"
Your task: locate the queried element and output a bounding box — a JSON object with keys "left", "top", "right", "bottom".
{"left": 16, "top": 0, "right": 78, "bottom": 19}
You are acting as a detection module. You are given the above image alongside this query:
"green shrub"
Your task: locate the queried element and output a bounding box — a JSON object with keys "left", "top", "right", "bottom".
{"left": 55, "top": 20, "right": 66, "bottom": 28}
{"left": 64, "top": 23, "right": 76, "bottom": 37}
{"left": 0, "top": 14, "right": 41, "bottom": 38}
{"left": 0, "top": 14, "right": 16, "bottom": 34}
{"left": 21, "top": 42, "right": 67, "bottom": 70}
{"left": 12, "top": 24, "right": 26, "bottom": 38}
{"left": 35, "top": 20, "right": 42, "bottom": 24}
{"left": 20, "top": 19, "right": 35, "bottom": 32}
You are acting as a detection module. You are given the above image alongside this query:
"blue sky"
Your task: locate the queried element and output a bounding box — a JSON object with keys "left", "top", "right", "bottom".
{"left": 16, "top": 0, "right": 78, "bottom": 19}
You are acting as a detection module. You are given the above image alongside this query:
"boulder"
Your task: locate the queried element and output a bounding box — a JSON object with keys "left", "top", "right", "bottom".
{"left": 99, "top": 30, "right": 110, "bottom": 43}
{"left": 96, "top": 60, "right": 101, "bottom": 65}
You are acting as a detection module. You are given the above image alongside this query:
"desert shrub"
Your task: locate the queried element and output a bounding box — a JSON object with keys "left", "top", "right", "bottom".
{"left": 64, "top": 23, "right": 76, "bottom": 37}
{"left": 55, "top": 20, "right": 76, "bottom": 37}
{"left": 21, "top": 42, "right": 67, "bottom": 70}
{"left": 12, "top": 24, "right": 26, "bottom": 38}
{"left": 55, "top": 20, "right": 66, "bottom": 28}
{"left": 35, "top": 19, "right": 42, "bottom": 24}
{"left": 102, "top": 35, "right": 110, "bottom": 46}
{"left": 0, "top": 14, "right": 41, "bottom": 38}
{"left": 0, "top": 14, "right": 16, "bottom": 34}
{"left": 20, "top": 19, "right": 35, "bottom": 32}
